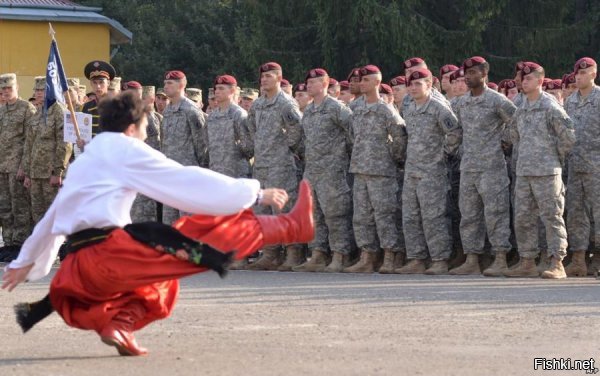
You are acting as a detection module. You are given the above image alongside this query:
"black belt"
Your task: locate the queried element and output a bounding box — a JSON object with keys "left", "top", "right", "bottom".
{"left": 64, "top": 227, "right": 118, "bottom": 254}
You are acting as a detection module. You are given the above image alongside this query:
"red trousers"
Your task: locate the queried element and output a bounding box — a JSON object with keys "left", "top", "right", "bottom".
{"left": 49, "top": 209, "right": 263, "bottom": 333}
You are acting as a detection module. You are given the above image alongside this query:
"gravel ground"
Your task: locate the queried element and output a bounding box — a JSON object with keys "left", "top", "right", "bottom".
{"left": 0, "top": 269, "right": 599, "bottom": 376}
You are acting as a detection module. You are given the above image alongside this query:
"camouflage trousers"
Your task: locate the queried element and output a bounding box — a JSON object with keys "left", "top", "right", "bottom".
{"left": 514, "top": 174, "right": 567, "bottom": 260}
{"left": 566, "top": 171, "right": 600, "bottom": 252}
{"left": 304, "top": 170, "right": 353, "bottom": 254}
{"left": 131, "top": 194, "right": 157, "bottom": 223}
{"left": 396, "top": 169, "right": 406, "bottom": 250}
{"left": 252, "top": 165, "right": 299, "bottom": 215}
{"left": 29, "top": 178, "right": 59, "bottom": 224}
{"left": 353, "top": 173, "right": 400, "bottom": 253}
{"left": 402, "top": 173, "right": 452, "bottom": 261}
{"left": 0, "top": 173, "right": 32, "bottom": 245}
{"left": 162, "top": 206, "right": 190, "bottom": 226}
{"left": 459, "top": 170, "right": 512, "bottom": 254}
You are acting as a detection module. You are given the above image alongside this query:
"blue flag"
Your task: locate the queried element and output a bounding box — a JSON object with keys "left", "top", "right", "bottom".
{"left": 44, "top": 39, "right": 68, "bottom": 115}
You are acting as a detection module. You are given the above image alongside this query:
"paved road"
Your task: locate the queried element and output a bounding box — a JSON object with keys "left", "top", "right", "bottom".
{"left": 0, "top": 269, "right": 599, "bottom": 376}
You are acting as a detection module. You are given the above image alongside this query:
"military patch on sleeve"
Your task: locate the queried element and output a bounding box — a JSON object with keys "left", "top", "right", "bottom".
{"left": 284, "top": 107, "right": 301, "bottom": 124}
{"left": 444, "top": 116, "right": 457, "bottom": 130}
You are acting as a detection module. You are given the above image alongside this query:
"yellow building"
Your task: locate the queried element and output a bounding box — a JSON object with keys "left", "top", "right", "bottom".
{"left": 0, "top": 0, "right": 132, "bottom": 98}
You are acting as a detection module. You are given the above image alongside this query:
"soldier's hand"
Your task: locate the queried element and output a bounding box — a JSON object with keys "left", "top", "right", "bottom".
{"left": 76, "top": 139, "right": 86, "bottom": 151}
{"left": 23, "top": 177, "right": 31, "bottom": 189}
{"left": 16, "top": 168, "right": 25, "bottom": 181}
{"left": 260, "top": 188, "right": 289, "bottom": 211}
{"left": 49, "top": 176, "right": 62, "bottom": 187}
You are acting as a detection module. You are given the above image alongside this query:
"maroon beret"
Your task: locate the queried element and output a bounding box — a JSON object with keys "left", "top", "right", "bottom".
{"left": 542, "top": 77, "right": 552, "bottom": 90}
{"left": 346, "top": 68, "right": 361, "bottom": 81}
{"left": 339, "top": 80, "right": 350, "bottom": 90}
{"left": 546, "top": 79, "right": 562, "bottom": 90}
{"left": 125, "top": 81, "right": 142, "bottom": 89}
{"left": 214, "top": 74, "right": 237, "bottom": 86}
{"left": 165, "top": 70, "right": 186, "bottom": 80}
{"left": 379, "top": 83, "right": 393, "bottom": 95}
{"left": 514, "top": 61, "right": 525, "bottom": 74}
{"left": 463, "top": 56, "right": 487, "bottom": 71}
{"left": 574, "top": 57, "right": 597, "bottom": 73}
{"left": 359, "top": 65, "right": 381, "bottom": 77}
{"left": 562, "top": 72, "right": 576, "bottom": 87}
{"left": 440, "top": 64, "right": 459, "bottom": 77}
{"left": 328, "top": 78, "right": 339, "bottom": 88}
{"left": 294, "top": 83, "right": 307, "bottom": 92}
{"left": 404, "top": 57, "right": 425, "bottom": 70}
{"left": 306, "top": 68, "right": 328, "bottom": 82}
{"left": 389, "top": 76, "right": 406, "bottom": 87}
{"left": 505, "top": 79, "right": 517, "bottom": 89}
{"left": 498, "top": 79, "right": 508, "bottom": 89}
{"left": 487, "top": 82, "right": 498, "bottom": 90}
{"left": 521, "top": 62, "right": 543, "bottom": 76}
{"left": 280, "top": 78, "right": 291, "bottom": 87}
{"left": 260, "top": 62, "right": 282, "bottom": 73}
{"left": 449, "top": 69, "right": 464, "bottom": 83}
{"left": 407, "top": 68, "right": 432, "bottom": 86}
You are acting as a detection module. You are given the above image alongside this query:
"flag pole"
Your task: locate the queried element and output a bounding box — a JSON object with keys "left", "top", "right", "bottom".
{"left": 49, "top": 23, "right": 81, "bottom": 142}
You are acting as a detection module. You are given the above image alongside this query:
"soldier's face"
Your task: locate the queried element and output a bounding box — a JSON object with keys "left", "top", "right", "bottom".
{"left": 306, "top": 77, "right": 327, "bottom": 97}
{"left": 464, "top": 67, "right": 485, "bottom": 89}
{"left": 392, "top": 85, "right": 407, "bottom": 103}
{"left": 507, "top": 87, "right": 519, "bottom": 101}
{"left": 521, "top": 73, "right": 543, "bottom": 94}
{"left": 91, "top": 78, "right": 108, "bottom": 97}
{"left": 441, "top": 72, "right": 453, "bottom": 92}
{"left": 260, "top": 71, "right": 280, "bottom": 92}
{"left": 339, "top": 90, "right": 354, "bottom": 104}
{"left": 240, "top": 98, "right": 254, "bottom": 111}
{"left": 294, "top": 92, "right": 312, "bottom": 109}
{"left": 34, "top": 89, "right": 45, "bottom": 103}
{"left": 1, "top": 85, "right": 18, "bottom": 101}
{"left": 155, "top": 95, "right": 168, "bottom": 111}
{"left": 514, "top": 72, "right": 523, "bottom": 89}
{"left": 408, "top": 79, "right": 430, "bottom": 100}
{"left": 214, "top": 84, "right": 234, "bottom": 103}
{"left": 452, "top": 78, "right": 468, "bottom": 96}
{"left": 359, "top": 75, "right": 379, "bottom": 94}
{"left": 349, "top": 77, "right": 361, "bottom": 95}
{"left": 575, "top": 67, "right": 596, "bottom": 89}
{"left": 163, "top": 80, "right": 183, "bottom": 98}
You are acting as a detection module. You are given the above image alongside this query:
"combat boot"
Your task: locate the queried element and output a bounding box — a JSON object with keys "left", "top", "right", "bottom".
{"left": 536, "top": 250, "right": 551, "bottom": 273}
{"left": 342, "top": 249, "right": 377, "bottom": 273}
{"left": 324, "top": 251, "right": 351, "bottom": 273}
{"left": 229, "top": 258, "right": 248, "bottom": 270}
{"left": 565, "top": 250, "right": 587, "bottom": 277}
{"left": 449, "top": 253, "right": 481, "bottom": 275}
{"left": 395, "top": 259, "right": 426, "bottom": 274}
{"left": 588, "top": 252, "right": 600, "bottom": 276}
{"left": 378, "top": 249, "right": 405, "bottom": 274}
{"left": 425, "top": 260, "right": 449, "bottom": 275}
{"left": 503, "top": 257, "right": 539, "bottom": 277}
{"left": 278, "top": 245, "right": 306, "bottom": 271}
{"left": 245, "top": 247, "right": 281, "bottom": 271}
{"left": 541, "top": 256, "right": 567, "bottom": 279}
{"left": 292, "top": 248, "right": 328, "bottom": 272}
{"left": 482, "top": 251, "right": 508, "bottom": 277}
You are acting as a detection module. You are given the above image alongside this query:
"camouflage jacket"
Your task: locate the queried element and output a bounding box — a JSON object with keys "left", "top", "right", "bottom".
{"left": 146, "top": 111, "right": 162, "bottom": 151}
{"left": 0, "top": 98, "right": 36, "bottom": 173}
{"left": 564, "top": 85, "right": 600, "bottom": 173}
{"left": 161, "top": 96, "right": 207, "bottom": 167}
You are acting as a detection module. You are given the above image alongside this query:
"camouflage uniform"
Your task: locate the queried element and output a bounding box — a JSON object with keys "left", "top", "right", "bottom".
{"left": 454, "top": 86, "right": 516, "bottom": 255}
{"left": 160, "top": 97, "right": 207, "bottom": 225}
{"left": 22, "top": 102, "right": 72, "bottom": 224}
{"left": 350, "top": 99, "right": 407, "bottom": 253}
{"left": 130, "top": 110, "right": 162, "bottom": 223}
{"left": 206, "top": 103, "right": 252, "bottom": 178}
{"left": 564, "top": 85, "right": 600, "bottom": 252}
{"left": 510, "top": 91, "right": 575, "bottom": 260}
{"left": 402, "top": 97, "right": 461, "bottom": 261}
{"left": 0, "top": 97, "right": 36, "bottom": 245}
{"left": 302, "top": 95, "right": 353, "bottom": 254}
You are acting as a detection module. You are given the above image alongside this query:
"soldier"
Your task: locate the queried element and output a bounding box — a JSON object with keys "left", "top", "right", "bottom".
{"left": 447, "top": 57, "right": 516, "bottom": 276}
{"left": 31, "top": 76, "right": 45, "bottom": 110}
{"left": 0, "top": 73, "right": 35, "bottom": 260}
{"left": 22, "top": 77, "right": 72, "bottom": 224}
{"left": 440, "top": 64, "right": 460, "bottom": 99}
{"left": 207, "top": 87, "right": 217, "bottom": 114}
{"left": 292, "top": 68, "right": 354, "bottom": 273}
{"left": 155, "top": 88, "right": 169, "bottom": 115}
{"left": 338, "top": 80, "right": 355, "bottom": 105}
{"left": 504, "top": 62, "right": 575, "bottom": 279}
{"left": 66, "top": 78, "right": 81, "bottom": 112}
{"left": 245, "top": 62, "right": 304, "bottom": 271}
{"left": 161, "top": 70, "right": 207, "bottom": 225}
{"left": 390, "top": 75, "right": 407, "bottom": 113}
{"left": 107, "top": 76, "right": 122, "bottom": 98}
{"left": 432, "top": 76, "right": 442, "bottom": 92}
{"left": 77, "top": 84, "right": 87, "bottom": 105}
{"left": 82, "top": 60, "right": 116, "bottom": 141}
{"left": 401, "top": 57, "right": 449, "bottom": 116}
{"left": 562, "top": 72, "right": 577, "bottom": 99}
{"left": 347, "top": 68, "right": 364, "bottom": 111}
{"left": 505, "top": 79, "right": 519, "bottom": 102}
{"left": 327, "top": 78, "right": 341, "bottom": 99}
{"left": 240, "top": 88, "right": 258, "bottom": 112}
{"left": 395, "top": 68, "right": 461, "bottom": 275}
{"left": 545, "top": 79, "right": 564, "bottom": 105}
{"left": 343, "top": 65, "right": 407, "bottom": 273}
{"left": 512, "top": 62, "right": 526, "bottom": 107}
{"left": 281, "top": 79, "right": 293, "bottom": 96}
{"left": 140, "top": 85, "right": 162, "bottom": 151}
{"left": 293, "top": 83, "right": 312, "bottom": 112}
{"left": 449, "top": 69, "right": 468, "bottom": 107}
{"left": 379, "top": 83, "right": 394, "bottom": 105}
{"left": 185, "top": 88, "right": 203, "bottom": 109}
{"left": 564, "top": 57, "right": 599, "bottom": 276}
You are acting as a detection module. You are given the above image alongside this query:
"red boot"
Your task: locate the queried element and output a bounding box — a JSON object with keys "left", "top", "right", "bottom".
{"left": 256, "top": 180, "right": 315, "bottom": 245}
{"left": 99, "top": 303, "right": 148, "bottom": 356}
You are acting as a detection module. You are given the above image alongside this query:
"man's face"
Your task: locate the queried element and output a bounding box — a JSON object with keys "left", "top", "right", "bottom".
{"left": 143, "top": 95, "right": 155, "bottom": 111}
{"left": 155, "top": 95, "right": 168, "bottom": 112}
{"left": 68, "top": 87, "right": 79, "bottom": 104}
{"left": 441, "top": 72, "right": 453, "bottom": 92}
{"left": 465, "top": 67, "right": 485, "bottom": 89}
{"left": 507, "top": 87, "right": 519, "bottom": 101}
{"left": 575, "top": 67, "right": 597, "bottom": 90}
{"left": 260, "top": 71, "right": 280, "bottom": 92}
{"left": 1, "top": 85, "right": 17, "bottom": 102}
{"left": 514, "top": 72, "right": 523, "bottom": 90}
{"left": 133, "top": 114, "right": 148, "bottom": 141}
{"left": 34, "top": 89, "right": 45, "bottom": 104}
{"left": 339, "top": 91, "right": 354, "bottom": 104}
{"left": 392, "top": 85, "right": 407, "bottom": 103}
{"left": 359, "top": 75, "right": 379, "bottom": 94}
{"left": 306, "top": 77, "right": 327, "bottom": 97}
{"left": 294, "top": 91, "right": 312, "bottom": 109}
{"left": 565, "top": 83, "right": 577, "bottom": 98}
{"left": 91, "top": 78, "right": 108, "bottom": 98}
{"left": 452, "top": 78, "right": 468, "bottom": 97}
{"left": 240, "top": 97, "right": 254, "bottom": 111}
{"left": 521, "top": 73, "right": 543, "bottom": 95}
{"left": 214, "top": 84, "right": 234, "bottom": 103}
{"left": 349, "top": 77, "right": 361, "bottom": 95}
{"left": 208, "top": 97, "right": 217, "bottom": 108}
{"left": 408, "top": 78, "right": 430, "bottom": 101}
{"left": 163, "top": 80, "right": 184, "bottom": 98}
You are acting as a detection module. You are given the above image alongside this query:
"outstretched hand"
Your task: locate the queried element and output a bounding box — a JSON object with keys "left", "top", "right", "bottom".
{"left": 260, "top": 188, "right": 289, "bottom": 211}
{"left": 1, "top": 264, "right": 33, "bottom": 292}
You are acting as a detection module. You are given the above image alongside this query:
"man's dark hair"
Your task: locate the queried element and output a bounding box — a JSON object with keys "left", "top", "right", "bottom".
{"left": 98, "top": 91, "right": 148, "bottom": 132}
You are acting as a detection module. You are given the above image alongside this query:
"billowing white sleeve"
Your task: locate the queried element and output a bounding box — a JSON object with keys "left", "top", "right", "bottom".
{"left": 123, "top": 141, "right": 261, "bottom": 216}
{"left": 6, "top": 199, "right": 65, "bottom": 281}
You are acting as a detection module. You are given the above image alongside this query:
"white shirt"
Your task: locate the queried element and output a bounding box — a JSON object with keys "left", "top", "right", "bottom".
{"left": 9, "top": 132, "right": 261, "bottom": 281}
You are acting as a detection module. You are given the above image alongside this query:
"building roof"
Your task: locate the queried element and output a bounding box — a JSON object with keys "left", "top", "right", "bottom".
{"left": 0, "top": 0, "right": 132, "bottom": 44}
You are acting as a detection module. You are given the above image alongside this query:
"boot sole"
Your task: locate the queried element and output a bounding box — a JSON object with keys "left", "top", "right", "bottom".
{"left": 101, "top": 336, "right": 147, "bottom": 357}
